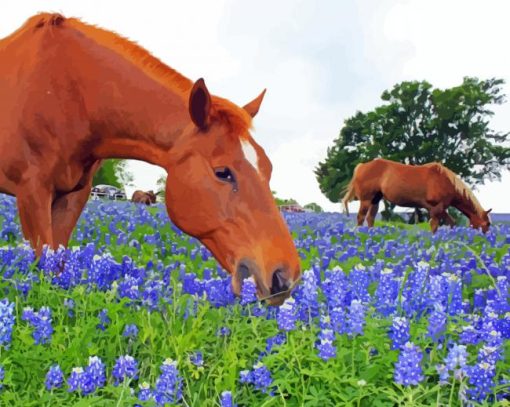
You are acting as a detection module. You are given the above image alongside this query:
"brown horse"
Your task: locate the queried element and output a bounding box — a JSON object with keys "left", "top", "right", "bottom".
{"left": 132, "top": 190, "right": 157, "bottom": 205}
{"left": 0, "top": 13, "right": 300, "bottom": 304}
{"left": 342, "top": 158, "right": 492, "bottom": 233}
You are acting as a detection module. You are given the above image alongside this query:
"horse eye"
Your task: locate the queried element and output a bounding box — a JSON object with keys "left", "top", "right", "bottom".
{"left": 214, "top": 167, "right": 236, "bottom": 184}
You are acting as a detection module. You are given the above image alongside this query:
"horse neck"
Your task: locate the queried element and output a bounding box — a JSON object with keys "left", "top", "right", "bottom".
{"left": 452, "top": 192, "right": 480, "bottom": 221}
{"left": 71, "top": 33, "right": 193, "bottom": 168}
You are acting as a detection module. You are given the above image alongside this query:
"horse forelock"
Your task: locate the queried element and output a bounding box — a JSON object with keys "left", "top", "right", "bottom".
{"left": 210, "top": 96, "right": 253, "bottom": 138}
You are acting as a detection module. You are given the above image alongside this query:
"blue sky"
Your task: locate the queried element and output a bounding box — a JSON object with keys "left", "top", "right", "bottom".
{"left": 2, "top": 1, "right": 509, "bottom": 212}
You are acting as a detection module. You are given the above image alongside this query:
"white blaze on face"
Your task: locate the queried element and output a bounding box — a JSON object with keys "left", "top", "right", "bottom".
{"left": 240, "top": 139, "right": 260, "bottom": 174}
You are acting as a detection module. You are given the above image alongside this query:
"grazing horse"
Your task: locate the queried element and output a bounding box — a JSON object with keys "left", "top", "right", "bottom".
{"left": 342, "top": 158, "right": 492, "bottom": 233}
{"left": 0, "top": 13, "right": 300, "bottom": 304}
{"left": 132, "top": 190, "right": 157, "bottom": 205}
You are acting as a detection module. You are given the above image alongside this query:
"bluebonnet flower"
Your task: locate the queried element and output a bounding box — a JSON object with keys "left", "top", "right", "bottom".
{"left": 22, "top": 306, "right": 53, "bottom": 345}
{"left": 299, "top": 269, "right": 319, "bottom": 320}
{"left": 446, "top": 274, "right": 463, "bottom": 316}
{"left": 189, "top": 351, "right": 204, "bottom": 367}
{"left": 45, "top": 364, "right": 64, "bottom": 390}
{"left": 350, "top": 264, "right": 370, "bottom": 303}
{"left": 220, "top": 390, "right": 236, "bottom": 407}
{"left": 330, "top": 306, "right": 347, "bottom": 334}
{"left": 389, "top": 316, "right": 410, "bottom": 350}
{"left": 113, "top": 355, "right": 138, "bottom": 385}
{"left": 347, "top": 300, "right": 366, "bottom": 336}
{"left": 240, "top": 277, "right": 257, "bottom": 306}
{"left": 322, "top": 267, "right": 349, "bottom": 309}
{"left": 375, "top": 268, "right": 399, "bottom": 316}
{"left": 436, "top": 364, "right": 449, "bottom": 385}
{"left": 85, "top": 356, "right": 106, "bottom": 392}
{"left": 63, "top": 298, "right": 75, "bottom": 317}
{"left": 394, "top": 342, "right": 424, "bottom": 386}
{"left": 138, "top": 382, "right": 152, "bottom": 402}
{"left": 277, "top": 297, "right": 297, "bottom": 331}
{"left": 317, "top": 329, "right": 336, "bottom": 361}
{"left": 67, "top": 367, "right": 84, "bottom": 392}
{"left": 444, "top": 343, "right": 468, "bottom": 377}
{"left": 123, "top": 324, "right": 139, "bottom": 339}
{"left": 427, "top": 306, "right": 447, "bottom": 343}
{"left": 96, "top": 309, "right": 110, "bottom": 331}
{"left": 216, "top": 326, "right": 231, "bottom": 337}
{"left": 240, "top": 362, "right": 273, "bottom": 394}
{"left": 0, "top": 299, "right": 15, "bottom": 348}
{"left": 264, "top": 333, "right": 286, "bottom": 355}
{"left": 466, "top": 362, "right": 496, "bottom": 403}
{"left": 459, "top": 325, "right": 480, "bottom": 345}
{"left": 0, "top": 365, "right": 4, "bottom": 391}
{"left": 154, "top": 358, "right": 182, "bottom": 405}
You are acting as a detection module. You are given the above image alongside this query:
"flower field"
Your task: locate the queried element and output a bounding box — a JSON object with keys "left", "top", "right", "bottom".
{"left": 0, "top": 195, "right": 509, "bottom": 406}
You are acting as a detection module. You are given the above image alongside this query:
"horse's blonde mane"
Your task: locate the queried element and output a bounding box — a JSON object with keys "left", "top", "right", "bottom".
{"left": 22, "top": 13, "right": 252, "bottom": 135}
{"left": 435, "top": 164, "right": 484, "bottom": 216}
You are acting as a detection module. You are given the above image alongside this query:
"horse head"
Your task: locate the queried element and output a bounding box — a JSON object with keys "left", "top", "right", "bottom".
{"left": 164, "top": 79, "right": 301, "bottom": 305}
{"left": 470, "top": 208, "right": 492, "bottom": 233}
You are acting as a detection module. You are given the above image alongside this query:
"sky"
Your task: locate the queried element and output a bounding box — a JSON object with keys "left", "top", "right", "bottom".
{"left": 2, "top": 1, "right": 510, "bottom": 213}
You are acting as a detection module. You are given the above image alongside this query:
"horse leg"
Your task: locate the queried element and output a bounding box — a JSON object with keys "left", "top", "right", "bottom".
{"left": 51, "top": 163, "right": 99, "bottom": 247}
{"left": 428, "top": 202, "right": 445, "bottom": 233}
{"left": 357, "top": 200, "right": 371, "bottom": 226}
{"left": 16, "top": 180, "right": 54, "bottom": 256}
{"left": 441, "top": 211, "right": 455, "bottom": 228}
{"left": 366, "top": 201, "right": 380, "bottom": 227}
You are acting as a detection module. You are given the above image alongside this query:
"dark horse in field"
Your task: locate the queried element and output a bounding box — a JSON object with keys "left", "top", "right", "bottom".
{"left": 132, "top": 190, "right": 157, "bottom": 205}
{"left": 342, "top": 158, "right": 492, "bottom": 233}
{"left": 0, "top": 13, "right": 300, "bottom": 304}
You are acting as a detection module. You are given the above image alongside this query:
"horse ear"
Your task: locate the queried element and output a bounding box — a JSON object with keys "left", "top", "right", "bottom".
{"left": 243, "top": 89, "right": 266, "bottom": 118}
{"left": 486, "top": 208, "right": 492, "bottom": 214}
{"left": 189, "top": 78, "right": 211, "bottom": 130}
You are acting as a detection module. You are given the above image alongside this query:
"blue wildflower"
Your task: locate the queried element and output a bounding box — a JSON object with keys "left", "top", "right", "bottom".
{"left": 190, "top": 351, "right": 204, "bottom": 367}
{"left": 317, "top": 329, "right": 336, "bottom": 361}
{"left": 466, "top": 362, "right": 496, "bottom": 403}
{"left": 45, "top": 364, "right": 64, "bottom": 390}
{"left": 220, "top": 390, "right": 236, "bottom": 407}
{"left": 96, "top": 309, "right": 110, "bottom": 331}
{"left": 0, "top": 299, "right": 15, "bottom": 348}
{"left": 138, "top": 381, "right": 152, "bottom": 401}
{"left": 112, "top": 355, "right": 138, "bottom": 385}
{"left": 347, "top": 299, "right": 366, "bottom": 336}
{"left": 240, "top": 277, "right": 257, "bottom": 306}
{"left": 22, "top": 306, "right": 53, "bottom": 345}
{"left": 389, "top": 316, "right": 410, "bottom": 350}
{"left": 427, "top": 306, "right": 447, "bottom": 343}
{"left": 277, "top": 297, "right": 297, "bottom": 331}
{"left": 394, "top": 342, "right": 424, "bottom": 386}
{"left": 154, "top": 358, "right": 182, "bottom": 405}
{"left": 123, "top": 324, "right": 139, "bottom": 339}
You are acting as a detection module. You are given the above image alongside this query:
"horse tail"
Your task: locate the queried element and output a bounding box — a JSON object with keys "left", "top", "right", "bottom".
{"left": 341, "top": 164, "right": 361, "bottom": 215}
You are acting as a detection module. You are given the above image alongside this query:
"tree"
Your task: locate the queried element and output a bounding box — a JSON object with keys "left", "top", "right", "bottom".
{"left": 93, "top": 159, "right": 133, "bottom": 189}
{"left": 316, "top": 77, "right": 510, "bottom": 219}
{"left": 304, "top": 202, "right": 323, "bottom": 213}
{"left": 271, "top": 191, "right": 298, "bottom": 206}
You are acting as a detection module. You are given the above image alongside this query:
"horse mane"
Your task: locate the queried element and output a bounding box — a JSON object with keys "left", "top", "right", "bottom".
{"left": 434, "top": 163, "right": 484, "bottom": 216}
{"left": 21, "top": 13, "right": 253, "bottom": 135}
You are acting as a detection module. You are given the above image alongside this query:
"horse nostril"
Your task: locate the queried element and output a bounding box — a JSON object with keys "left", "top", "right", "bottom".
{"left": 237, "top": 263, "right": 251, "bottom": 281}
{"left": 271, "top": 268, "right": 290, "bottom": 295}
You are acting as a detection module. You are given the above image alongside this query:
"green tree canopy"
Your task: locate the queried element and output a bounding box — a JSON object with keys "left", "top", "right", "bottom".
{"left": 93, "top": 159, "right": 133, "bottom": 189}
{"left": 315, "top": 77, "right": 510, "bottom": 204}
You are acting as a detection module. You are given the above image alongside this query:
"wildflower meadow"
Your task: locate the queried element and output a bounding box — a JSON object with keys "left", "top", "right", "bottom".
{"left": 0, "top": 195, "right": 509, "bottom": 406}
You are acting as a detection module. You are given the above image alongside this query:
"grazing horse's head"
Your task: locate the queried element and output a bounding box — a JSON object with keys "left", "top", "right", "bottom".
{"left": 471, "top": 209, "right": 492, "bottom": 233}
{"left": 165, "top": 79, "right": 301, "bottom": 305}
